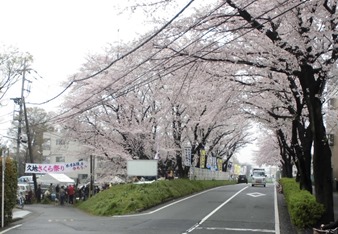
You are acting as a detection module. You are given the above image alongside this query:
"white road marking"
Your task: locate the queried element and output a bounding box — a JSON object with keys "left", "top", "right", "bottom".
{"left": 197, "top": 227, "right": 275, "bottom": 232}
{"left": 274, "top": 182, "right": 280, "bottom": 234}
{"left": 247, "top": 192, "right": 266, "bottom": 197}
{"left": 113, "top": 186, "right": 225, "bottom": 218}
{"left": 0, "top": 224, "right": 22, "bottom": 234}
{"left": 183, "top": 186, "right": 249, "bottom": 233}
{"left": 115, "top": 183, "right": 281, "bottom": 234}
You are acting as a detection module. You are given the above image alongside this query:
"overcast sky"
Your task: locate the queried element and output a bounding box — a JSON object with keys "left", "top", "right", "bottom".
{"left": 0, "top": 1, "right": 256, "bottom": 164}
{"left": 0, "top": 0, "right": 150, "bottom": 134}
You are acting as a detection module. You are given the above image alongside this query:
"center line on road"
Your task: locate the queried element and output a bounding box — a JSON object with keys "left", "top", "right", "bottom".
{"left": 183, "top": 186, "right": 249, "bottom": 234}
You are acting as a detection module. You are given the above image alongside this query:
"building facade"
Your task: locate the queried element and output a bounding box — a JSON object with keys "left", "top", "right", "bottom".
{"left": 42, "top": 131, "right": 91, "bottom": 183}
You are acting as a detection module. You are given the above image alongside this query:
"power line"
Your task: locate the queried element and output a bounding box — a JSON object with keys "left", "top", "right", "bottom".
{"left": 28, "top": 0, "right": 196, "bottom": 106}
{"left": 35, "top": 0, "right": 229, "bottom": 123}
{"left": 52, "top": 0, "right": 300, "bottom": 122}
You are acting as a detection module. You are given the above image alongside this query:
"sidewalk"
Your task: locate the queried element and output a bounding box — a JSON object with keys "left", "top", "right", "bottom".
{"left": 12, "top": 208, "right": 31, "bottom": 221}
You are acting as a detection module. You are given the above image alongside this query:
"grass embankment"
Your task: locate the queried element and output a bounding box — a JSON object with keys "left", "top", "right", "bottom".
{"left": 76, "top": 179, "right": 236, "bottom": 216}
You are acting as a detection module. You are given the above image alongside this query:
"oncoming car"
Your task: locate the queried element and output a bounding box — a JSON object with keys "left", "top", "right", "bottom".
{"left": 251, "top": 168, "right": 266, "bottom": 187}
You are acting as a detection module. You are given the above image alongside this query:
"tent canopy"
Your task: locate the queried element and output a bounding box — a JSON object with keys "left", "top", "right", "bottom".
{"left": 37, "top": 173, "right": 75, "bottom": 185}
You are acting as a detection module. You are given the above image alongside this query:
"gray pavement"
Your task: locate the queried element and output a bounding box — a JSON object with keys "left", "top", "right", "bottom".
{"left": 9, "top": 190, "right": 338, "bottom": 233}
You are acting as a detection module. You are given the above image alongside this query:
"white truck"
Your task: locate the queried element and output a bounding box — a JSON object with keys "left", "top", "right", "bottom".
{"left": 251, "top": 168, "right": 266, "bottom": 187}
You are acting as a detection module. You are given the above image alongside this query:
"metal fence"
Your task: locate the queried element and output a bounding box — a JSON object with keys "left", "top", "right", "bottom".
{"left": 189, "top": 167, "right": 230, "bottom": 180}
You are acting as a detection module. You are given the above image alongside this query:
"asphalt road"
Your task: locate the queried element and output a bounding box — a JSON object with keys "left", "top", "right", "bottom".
{"left": 1, "top": 183, "right": 295, "bottom": 234}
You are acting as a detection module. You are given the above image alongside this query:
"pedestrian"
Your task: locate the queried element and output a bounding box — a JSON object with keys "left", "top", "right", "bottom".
{"left": 84, "top": 185, "right": 89, "bottom": 200}
{"left": 55, "top": 184, "right": 60, "bottom": 200}
{"left": 36, "top": 184, "right": 42, "bottom": 203}
{"left": 27, "top": 189, "right": 33, "bottom": 204}
{"left": 67, "top": 184, "right": 75, "bottom": 204}
{"left": 48, "top": 183, "right": 54, "bottom": 200}
{"left": 60, "top": 186, "right": 66, "bottom": 205}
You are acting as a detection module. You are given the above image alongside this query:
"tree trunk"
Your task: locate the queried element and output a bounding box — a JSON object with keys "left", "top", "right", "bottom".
{"left": 298, "top": 125, "right": 313, "bottom": 193}
{"left": 176, "top": 151, "right": 186, "bottom": 178}
{"left": 312, "top": 101, "right": 334, "bottom": 222}
{"left": 292, "top": 120, "right": 313, "bottom": 193}
{"left": 299, "top": 64, "right": 334, "bottom": 223}
{"left": 276, "top": 129, "right": 293, "bottom": 178}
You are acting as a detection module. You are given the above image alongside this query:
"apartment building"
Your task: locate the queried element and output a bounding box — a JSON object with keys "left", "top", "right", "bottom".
{"left": 42, "top": 131, "right": 91, "bottom": 182}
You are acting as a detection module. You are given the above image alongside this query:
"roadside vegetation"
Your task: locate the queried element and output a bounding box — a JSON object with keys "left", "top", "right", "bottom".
{"left": 279, "top": 178, "right": 324, "bottom": 229}
{"left": 76, "top": 179, "right": 236, "bottom": 216}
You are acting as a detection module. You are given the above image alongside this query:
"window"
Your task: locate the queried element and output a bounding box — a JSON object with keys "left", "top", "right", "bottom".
{"left": 42, "top": 139, "right": 51, "bottom": 150}
{"left": 55, "top": 156, "right": 65, "bottom": 162}
{"left": 56, "top": 139, "right": 66, "bottom": 145}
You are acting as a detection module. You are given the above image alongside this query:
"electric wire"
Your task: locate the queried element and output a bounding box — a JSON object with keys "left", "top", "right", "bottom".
{"left": 51, "top": 0, "right": 306, "bottom": 122}
{"left": 41, "top": 0, "right": 235, "bottom": 122}
{"left": 28, "top": 0, "right": 196, "bottom": 106}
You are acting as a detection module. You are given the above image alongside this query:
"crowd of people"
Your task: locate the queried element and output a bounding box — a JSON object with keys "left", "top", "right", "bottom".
{"left": 36, "top": 183, "right": 103, "bottom": 205}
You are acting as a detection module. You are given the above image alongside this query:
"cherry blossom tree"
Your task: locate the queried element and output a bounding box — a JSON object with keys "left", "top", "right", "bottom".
{"left": 58, "top": 0, "right": 336, "bottom": 222}
{"left": 59, "top": 31, "right": 251, "bottom": 178}
{"left": 138, "top": 0, "right": 336, "bottom": 222}
{"left": 0, "top": 47, "right": 32, "bottom": 103}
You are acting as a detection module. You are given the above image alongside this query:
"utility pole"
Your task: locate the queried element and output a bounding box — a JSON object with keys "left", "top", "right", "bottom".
{"left": 23, "top": 98, "right": 37, "bottom": 195}
{"left": 12, "top": 59, "right": 27, "bottom": 176}
{"left": 17, "top": 64, "right": 25, "bottom": 175}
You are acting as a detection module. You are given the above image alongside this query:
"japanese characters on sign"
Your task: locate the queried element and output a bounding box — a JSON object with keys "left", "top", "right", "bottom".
{"left": 25, "top": 161, "right": 88, "bottom": 174}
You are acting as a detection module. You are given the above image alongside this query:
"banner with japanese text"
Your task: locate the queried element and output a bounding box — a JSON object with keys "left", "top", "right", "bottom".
{"left": 217, "top": 158, "right": 223, "bottom": 171}
{"left": 25, "top": 161, "right": 88, "bottom": 174}
{"left": 200, "top": 149, "right": 206, "bottom": 168}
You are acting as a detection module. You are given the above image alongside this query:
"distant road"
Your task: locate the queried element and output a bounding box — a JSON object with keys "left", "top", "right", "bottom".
{"left": 3, "top": 183, "right": 279, "bottom": 234}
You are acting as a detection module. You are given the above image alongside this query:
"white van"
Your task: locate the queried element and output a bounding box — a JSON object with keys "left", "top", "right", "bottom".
{"left": 251, "top": 168, "right": 266, "bottom": 187}
{"left": 18, "top": 176, "right": 33, "bottom": 183}
{"left": 18, "top": 183, "right": 32, "bottom": 193}
{"left": 18, "top": 175, "right": 42, "bottom": 184}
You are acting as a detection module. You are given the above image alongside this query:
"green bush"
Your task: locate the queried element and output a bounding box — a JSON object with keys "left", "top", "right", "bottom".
{"left": 0, "top": 156, "right": 18, "bottom": 226}
{"left": 279, "top": 178, "right": 325, "bottom": 229}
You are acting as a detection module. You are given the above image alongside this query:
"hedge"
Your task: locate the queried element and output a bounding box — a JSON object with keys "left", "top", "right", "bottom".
{"left": 0, "top": 154, "right": 18, "bottom": 226}
{"left": 279, "top": 178, "right": 325, "bottom": 229}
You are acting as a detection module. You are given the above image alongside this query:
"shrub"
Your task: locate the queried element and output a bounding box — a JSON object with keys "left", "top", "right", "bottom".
{"left": 279, "top": 178, "right": 325, "bottom": 229}
{"left": 0, "top": 156, "right": 18, "bottom": 226}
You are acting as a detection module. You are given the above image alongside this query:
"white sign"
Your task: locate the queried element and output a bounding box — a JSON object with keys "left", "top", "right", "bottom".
{"left": 184, "top": 147, "right": 192, "bottom": 166}
{"left": 25, "top": 161, "right": 88, "bottom": 174}
{"left": 127, "top": 160, "right": 158, "bottom": 176}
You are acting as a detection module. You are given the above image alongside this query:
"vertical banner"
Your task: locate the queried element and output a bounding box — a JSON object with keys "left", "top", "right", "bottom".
{"left": 217, "top": 159, "right": 223, "bottom": 171}
{"left": 200, "top": 149, "right": 206, "bottom": 168}
{"left": 183, "top": 147, "right": 191, "bottom": 166}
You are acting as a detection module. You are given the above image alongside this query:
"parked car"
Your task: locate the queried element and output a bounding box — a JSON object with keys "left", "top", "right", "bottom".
{"left": 237, "top": 175, "right": 248, "bottom": 184}
{"left": 17, "top": 183, "right": 33, "bottom": 203}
